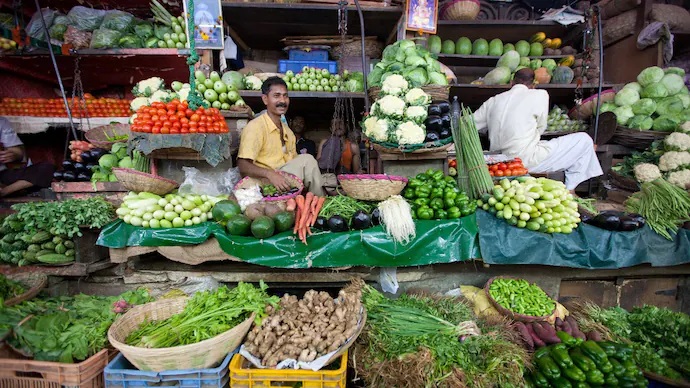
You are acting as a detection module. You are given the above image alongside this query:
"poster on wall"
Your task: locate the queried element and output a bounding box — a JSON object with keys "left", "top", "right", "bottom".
{"left": 405, "top": 0, "right": 439, "bottom": 34}
{"left": 184, "top": 0, "right": 224, "bottom": 49}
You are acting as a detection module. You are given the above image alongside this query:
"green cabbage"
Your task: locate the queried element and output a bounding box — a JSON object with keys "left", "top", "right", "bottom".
{"left": 49, "top": 24, "right": 67, "bottom": 40}
{"left": 623, "top": 82, "right": 642, "bottom": 93}
{"left": 661, "top": 73, "right": 685, "bottom": 95}
{"left": 677, "top": 94, "right": 690, "bottom": 109}
{"left": 628, "top": 115, "right": 653, "bottom": 130}
{"left": 656, "top": 96, "right": 686, "bottom": 116}
{"left": 664, "top": 67, "right": 686, "bottom": 77}
{"left": 681, "top": 86, "right": 689, "bottom": 95}
{"left": 640, "top": 83, "right": 669, "bottom": 99}
{"left": 101, "top": 10, "right": 134, "bottom": 32}
{"left": 652, "top": 115, "right": 681, "bottom": 131}
{"left": 133, "top": 20, "right": 154, "bottom": 39}
{"left": 632, "top": 98, "right": 656, "bottom": 116}
{"left": 428, "top": 72, "right": 448, "bottom": 86}
{"left": 118, "top": 34, "right": 141, "bottom": 48}
{"left": 614, "top": 88, "right": 640, "bottom": 106}
{"left": 600, "top": 102, "right": 617, "bottom": 113}
{"left": 368, "top": 67, "right": 385, "bottom": 87}
{"left": 613, "top": 106, "right": 635, "bottom": 126}
{"left": 404, "top": 67, "right": 428, "bottom": 88}
{"left": 637, "top": 66, "right": 665, "bottom": 87}
{"left": 404, "top": 55, "right": 426, "bottom": 68}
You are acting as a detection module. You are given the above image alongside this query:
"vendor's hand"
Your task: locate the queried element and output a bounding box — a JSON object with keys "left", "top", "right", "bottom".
{"left": 268, "top": 171, "right": 291, "bottom": 192}
{"left": 0, "top": 151, "right": 16, "bottom": 164}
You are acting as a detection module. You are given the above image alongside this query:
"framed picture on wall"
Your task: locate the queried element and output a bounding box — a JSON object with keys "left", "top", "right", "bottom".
{"left": 405, "top": 0, "right": 439, "bottom": 34}
{"left": 183, "top": 0, "right": 224, "bottom": 50}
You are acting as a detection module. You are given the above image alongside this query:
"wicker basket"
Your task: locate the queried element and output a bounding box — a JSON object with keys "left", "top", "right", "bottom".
{"left": 331, "top": 38, "right": 384, "bottom": 60}
{"left": 368, "top": 85, "right": 450, "bottom": 102}
{"left": 568, "top": 89, "right": 616, "bottom": 120}
{"left": 440, "top": 0, "right": 480, "bottom": 20}
{"left": 108, "top": 297, "right": 254, "bottom": 372}
{"left": 372, "top": 139, "right": 454, "bottom": 155}
{"left": 337, "top": 174, "right": 408, "bottom": 201}
{"left": 234, "top": 171, "right": 304, "bottom": 202}
{"left": 112, "top": 168, "right": 179, "bottom": 196}
{"left": 484, "top": 276, "right": 556, "bottom": 323}
{"left": 84, "top": 123, "right": 130, "bottom": 150}
{"left": 609, "top": 169, "right": 640, "bottom": 192}
{"left": 3, "top": 273, "right": 48, "bottom": 307}
{"left": 610, "top": 127, "right": 671, "bottom": 150}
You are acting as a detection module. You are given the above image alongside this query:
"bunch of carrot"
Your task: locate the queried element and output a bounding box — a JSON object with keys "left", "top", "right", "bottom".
{"left": 293, "top": 192, "right": 326, "bottom": 245}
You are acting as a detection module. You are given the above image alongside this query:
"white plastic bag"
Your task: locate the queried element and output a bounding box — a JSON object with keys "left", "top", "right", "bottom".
{"left": 178, "top": 167, "right": 241, "bottom": 196}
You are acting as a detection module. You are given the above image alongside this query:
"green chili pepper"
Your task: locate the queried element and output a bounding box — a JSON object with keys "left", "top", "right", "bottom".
{"left": 447, "top": 206, "right": 461, "bottom": 219}
{"left": 416, "top": 206, "right": 433, "bottom": 220}
{"left": 414, "top": 198, "right": 430, "bottom": 207}
{"left": 430, "top": 198, "right": 444, "bottom": 210}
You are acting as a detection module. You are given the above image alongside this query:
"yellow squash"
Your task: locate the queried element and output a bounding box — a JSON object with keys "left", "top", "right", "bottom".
{"left": 530, "top": 32, "right": 546, "bottom": 43}
{"left": 550, "top": 38, "right": 562, "bottom": 49}
{"left": 541, "top": 38, "right": 553, "bottom": 48}
{"left": 559, "top": 55, "right": 575, "bottom": 67}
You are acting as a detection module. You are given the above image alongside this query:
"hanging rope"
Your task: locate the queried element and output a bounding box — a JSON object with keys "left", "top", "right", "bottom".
{"left": 185, "top": 0, "right": 207, "bottom": 110}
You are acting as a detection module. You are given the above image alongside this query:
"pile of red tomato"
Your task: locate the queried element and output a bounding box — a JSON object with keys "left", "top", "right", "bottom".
{"left": 0, "top": 96, "right": 131, "bottom": 118}
{"left": 488, "top": 158, "right": 528, "bottom": 177}
{"left": 130, "top": 100, "right": 229, "bottom": 134}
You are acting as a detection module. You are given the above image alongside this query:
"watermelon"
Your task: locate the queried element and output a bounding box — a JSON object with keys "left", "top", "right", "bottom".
{"left": 428, "top": 35, "right": 442, "bottom": 54}
{"left": 503, "top": 43, "right": 515, "bottom": 53}
{"left": 515, "top": 40, "right": 530, "bottom": 57}
{"left": 251, "top": 216, "right": 275, "bottom": 239}
{"left": 273, "top": 211, "right": 295, "bottom": 233}
{"left": 226, "top": 214, "right": 252, "bottom": 236}
{"left": 529, "top": 42, "right": 544, "bottom": 56}
{"left": 488, "top": 38, "right": 503, "bottom": 56}
{"left": 211, "top": 200, "right": 242, "bottom": 223}
{"left": 484, "top": 66, "right": 512, "bottom": 85}
{"left": 441, "top": 40, "right": 455, "bottom": 54}
{"left": 552, "top": 66, "right": 575, "bottom": 84}
{"left": 496, "top": 51, "right": 520, "bottom": 72}
{"left": 472, "top": 38, "right": 489, "bottom": 55}
{"left": 456, "top": 37, "right": 472, "bottom": 55}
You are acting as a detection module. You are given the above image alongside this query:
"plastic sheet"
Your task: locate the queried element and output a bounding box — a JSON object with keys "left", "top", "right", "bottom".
{"left": 130, "top": 133, "right": 231, "bottom": 167}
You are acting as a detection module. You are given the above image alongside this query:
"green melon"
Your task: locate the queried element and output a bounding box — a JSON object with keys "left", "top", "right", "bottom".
{"left": 428, "top": 35, "right": 442, "bottom": 54}
{"left": 226, "top": 214, "right": 252, "bottom": 236}
{"left": 472, "top": 38, "right": 489, "bottom": 55}
{"left": 519, "top": 57, "right": 530, "bottom": 67}
{"left": 484, "top": 66, "right": 512, "bottom": 85}
{"left": 251, "top": 216, "right": 275, "bottom": 239}
{"left": 488, "top": 39, "right": 503, "bottom": 56}
{"left": 552, "top": 66, "right": 575, "bottom": 84}
{"left": 529, "top": 42, "right": 544, "bottom": 56}
{"left": 496, "top": 51, "right": 520, "bottom": 72}
{"left": 455, "top": 37, "right": 472, "bottom": 55}
{"left": 273, "top": 211, "right": 295, "bottom": 233}
{"left": 515, "top": 40, "right": 530, "bottom": 57}
{"left": 542, "top": 59, "right": 557, "bottom": 73}
{"left": 503, "top": 43, "right": 515, "bottom": 53}
{"left": 211, "top": 200, "right": 242, "bottom": 223}
{"left": 441, "top": 39, "right": 456, "bottom": 55}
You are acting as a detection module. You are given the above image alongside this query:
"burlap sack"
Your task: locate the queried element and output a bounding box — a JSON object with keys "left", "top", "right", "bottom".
{"left": 602, "top": 9, "right": 637, "bottom": 45}
{"left": 599, "top": 0, "right": 641, "bottom": 20}
{"left": 650, "top": 4, "right": 690, "bottom": 32}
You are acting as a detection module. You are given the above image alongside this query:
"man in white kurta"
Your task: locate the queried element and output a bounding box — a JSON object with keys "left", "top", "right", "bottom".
{"left": 473, "top": 69, "right": 603, "bottom": 191}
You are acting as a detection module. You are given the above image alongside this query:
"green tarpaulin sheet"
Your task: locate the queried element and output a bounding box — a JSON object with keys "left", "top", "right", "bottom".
{"left": 476, "top": 210, "right": 690, "bottom": 269}
{"left": 97, "top": 216, "right": 481, "bottom": 268}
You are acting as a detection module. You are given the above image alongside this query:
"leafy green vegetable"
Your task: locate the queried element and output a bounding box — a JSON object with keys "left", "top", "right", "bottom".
{"left": 612, "top": 140, "right": 663, "bottom": 178}
{"left": 627, "top": 305, "right": 690, "bottom": 373}
{"left": 0, "top": 274, "right": 25, "bottom": 305}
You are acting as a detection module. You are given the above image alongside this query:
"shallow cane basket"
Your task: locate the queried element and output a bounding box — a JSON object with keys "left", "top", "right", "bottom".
{"left": 610, "top": 127, "right": 671, "bottom": 150}
{"left": 234, "top": 171, "right": 304, "bottom": 202}
{"left": 370, "top": 137, "right": 455, "bottom": 155}
{"left": 440, "top": 0, "right": 481, "bottom": 20}
{"left": 3, "top": 273, "right": 48, "bottom": 307}
{"left": 112, "top": 168, "right": 179, "bottom": 196}
{"left": 331, "top": 38, "right": 384, "bottom": 59}
{"left": 108, "top": 297, "right": 254, "bottom": 372}
{"left": 85, "top": 123, "right": 130, "bottom": 150}
{"left": 337, "top": 174, "right": 408, "bottom": 201}
{"left": 484, "top": 276, "right": 556, "bottom": 323}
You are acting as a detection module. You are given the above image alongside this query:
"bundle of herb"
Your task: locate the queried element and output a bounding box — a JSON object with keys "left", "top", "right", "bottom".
{"left": 627, "top": 305, "right": 690, "bottom": 374}
{"left": 10, "top": 197, "right": 115, "bottom": 238}
{"left": 0, "top": 274, "right": 25, "bottom": 304}
{"left": 126, "top": 282, "right": 278, "bottom": 348}
{"left": 611, "top": 140, "right": 663, "bottom": 178}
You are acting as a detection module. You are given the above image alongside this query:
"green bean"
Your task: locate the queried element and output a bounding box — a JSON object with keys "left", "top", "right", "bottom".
{"left": 318, "top": 195, "right": 376, "bottom": 220}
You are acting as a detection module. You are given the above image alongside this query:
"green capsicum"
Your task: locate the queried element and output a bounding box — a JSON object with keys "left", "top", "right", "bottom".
{"left": 415, "top": 185, "right": 431, "bottom": 198}
{"left": 447, "top": 206, "right": 461, "bottom": 219}
{"left": 415, "top": 173, "right": 429, "bottom": 181}
{"left": 430, "top": 187, "right": 443, "bottom": 199}
{"left": 408, "top": 178, "right": 424, "bottom": 188}
{"left": 430, "top": 198, "right": 444, "bottom": 210}
{"left": 403, "top": 188, "right": 416, "bottom": 200}
{"left": 414, "top": 198, "right": 430, "bottom": 207}
{"left": 416, "top": 206, "right": 433, "bottom": 220}
{"left": 444, "top": 176, "right": 456, "bottom": 185}
{"left": 436, "top": 209, "right": 448, "bottom": 219}
{"left": 444, "top": 188, "right": 457, "bottom": 200}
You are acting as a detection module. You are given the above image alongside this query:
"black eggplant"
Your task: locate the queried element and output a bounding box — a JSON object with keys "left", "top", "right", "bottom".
{"left": 62, "top": 171, "right": 76, "bottom": 182}
{"left": 62, "top": 160, "right": 75, "bottom": 171}
{"left": 327, "top": 215, "right": 348, "bottom": 232}
{"left": 618, "top": 216, "right": 641, "bottom": 232}
{"left": 314, "top": 216, "right": 328, "bottom": 231}
{"left": 90, "top": 148, "right": 107, "bottom": 159}
{"left": 80, "top": 151, "right": 93, "bottom": 163}
{"left": 440, "top": 113, "right": 451, "bottom": 129}
{"left": 425, "top": 115, "right": 443, "bottom": 132}
{"left": 73, "top": 162, "right": 88, "bottom": 173}
{"left": 434, "top": 100, "right": 451, "bottom": 114}
{"left": 424, "top": 131, "right": 440, "bottom": 143}
{"left": 439, "top": 127, "right": 452, "bottom": 139}
{"left": 428, "top": 104, "right": 442, "bottom": 116}
{"left": 628, "top": 213, "right": 646, "bottom": 227}
{"left": 76, "top": 172, "right": 91, "bottom": 182}
{"left": 371, "top": 208, "right": 381, "bottom": 225}
{"left": 53, "top": 171, "right": 64, "bottom": 181}
{"left": 351, "top": 210, "right": 372, "bottom": 230}
{"left": 592, "top": 211, "right": 621, "bottom": 231}
{"left": 580, "top": 212, "right": 593, "bottom": 224}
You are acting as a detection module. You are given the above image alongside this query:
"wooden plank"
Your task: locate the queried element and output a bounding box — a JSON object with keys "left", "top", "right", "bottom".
{"left": 603, "top": 36, "right": 660, "bottom": 84}
{"left": 559, "top": 280, "right": 618, "bottom": 307}
{"left": 0, "top": 260, "right": 114, "bottom": 277}
{"left": 619, "top": 278, "right": 682, "bottom": 311}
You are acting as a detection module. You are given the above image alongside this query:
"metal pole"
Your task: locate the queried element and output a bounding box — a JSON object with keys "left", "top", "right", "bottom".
{"left": 352, "top": 0, "right": 370, "bottom": 112}
{"left": 33, "top": 0, "right": 79, "bottom": 141}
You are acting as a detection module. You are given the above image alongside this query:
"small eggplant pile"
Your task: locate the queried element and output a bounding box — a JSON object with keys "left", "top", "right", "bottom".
{"left": 584, "top": 210, "right": 646, "bottom": 232}
{"left": 424, "top": 100, "right": 452, "bottom": 143}
{"left": 313, "top": 209, "right": 380, "bottom": 233}
{"left": 54, "top": 148, "right": 106, "bottom": 182}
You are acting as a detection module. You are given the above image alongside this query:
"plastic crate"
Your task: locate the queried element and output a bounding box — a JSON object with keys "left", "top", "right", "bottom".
{"left": 104, "top": 349, "right": 236, "bottom": 388}
{"left": 0, "top": 347, "right": 110, "bottom": 388}
{"left": 278, "top": 60, "right": 337, "bottom": 75}
{"left": 288, "top": 49, "right": 329, "bottom": 61}
{"left": 229, "top": 351, "right": 347, "bottom": 388}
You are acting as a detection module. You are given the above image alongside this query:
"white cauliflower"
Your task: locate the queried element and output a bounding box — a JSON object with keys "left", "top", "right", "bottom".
{"left": 633, "top": 163, "right": 662, "bottom": 183}
{"left": 404, "top": 88, "right": 431, "bottom": 106}
{"left": 381, "top": 74, "right": 409, "bottom": 96}
{"left": 244, "top": 75, "right": 262, "bottom": 90}
{"left": 149, "top": 89, "right": 172, "bottom": 103}
{"left": 395, "top": 121, "right": 426, "bottom": 145}
{"left": 659, "top": 151, "right": 690, "bottom": 171}
{"left": 132, "top": 77, "right": 164, "bottom": 98}
{"left": 362, "top": 115, "right": 390, "bottom": 142}
{"left": 130, "top": 97, "right": 150, "bottom": 112}
{"left": 681, "top": 121, "right": 690, "bottom": 134}
{"left": 177, "top": 85, "right": 191, "bottom": 102}
{"left": 404, "top": 105, "right": 428, "bottom": 124}
{"left": 376, "top": 95, "right": 406, "bottom": 119}
{"left": 128, "top": 113, "right": 137, "bottom": 125}
{"left": 665, "top": 132, "right": 690, "bottom": 151}
{"left": 667, "top": 169, "right": 690, "bottom": 189}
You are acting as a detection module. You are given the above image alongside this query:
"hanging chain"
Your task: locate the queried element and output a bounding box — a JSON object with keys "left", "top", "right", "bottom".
{"left": 71, "top": 57, "right": 91, "bottom": 136}
{"left": 333, "top": 0, "right": 359, "bottom": 143}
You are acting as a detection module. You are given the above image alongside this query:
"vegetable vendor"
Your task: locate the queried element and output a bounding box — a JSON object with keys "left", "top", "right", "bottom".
{"left": 473, "top": 69, "right": 603, "bottom": 191}
{"left": 317, "top": 118, "right": 362, "bottom": 174}
{"left": 237, "top": 77, "right": 324, "bottom": 196}
{"left": 290, "top": 116, "right": 317, "bottom": 158}
{"left": 0, "top": 117, "right": 55, "bottom": 197}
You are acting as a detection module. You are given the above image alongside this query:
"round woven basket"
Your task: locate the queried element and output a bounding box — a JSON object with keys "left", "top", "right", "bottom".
{"left": 568, "top": 89, "right": 616, "bottom": 120}
{"left": 112, "top": 168, "right": 179, "bottom": 196}
{"left": 610, "top": 127, "right": 671, "bottom": 150}
{"left": 338, "top": 174, "right": 408, "bottom": 201}
{"left": 371, "top": 139, "right": 454, "bottom": 155}
{"left": 84, "top": 123, "right": 130, "bottom": 150}
{"left": 368, "top": 85, "right": 450, "bottom": 102}
{"left": 108, "top": 297, "right": 254, "bottom": 372}
{"left": 440, "top": 0, "right": 480, "bottom": 20}
{"left": 3, "top": 273, "right": 48, "bottom": 307}
{"left": 234, "top": 171, "right": 304, "bottom": 202}
{"left": 609, "top": 169, "right": 640, "bottom": 192}
{"left": 331, "top": 38, "right": 384, "bottom": 60}
{"left": 484, "top": 276, "right": 556, "bottom": 323}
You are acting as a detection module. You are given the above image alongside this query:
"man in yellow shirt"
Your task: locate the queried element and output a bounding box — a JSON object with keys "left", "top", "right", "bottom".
{"left": 237, "top": 77, "right": 324, "bottom": 196}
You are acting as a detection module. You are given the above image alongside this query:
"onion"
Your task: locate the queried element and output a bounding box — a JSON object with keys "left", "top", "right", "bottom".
{"left": 378, "top": 195, "right": 416, "bottom": 245}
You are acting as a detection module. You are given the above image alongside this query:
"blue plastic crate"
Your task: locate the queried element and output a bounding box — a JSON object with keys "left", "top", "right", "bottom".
{"left": 104, "top": 349, "right": 236, "bottom": 388}
{"left": 278, "top": 59, "right": 338, "bottom": 75}
{"left": 288, "top": 48, "right": 329, "bottom": 61}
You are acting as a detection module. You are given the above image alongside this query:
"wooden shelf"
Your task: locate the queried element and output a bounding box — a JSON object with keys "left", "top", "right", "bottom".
{"left": 239, "top": 90, "right": 366, "bottom": 114}
{"left": 0, "top": 260, "right": 114, "bottom": 277}
{"left": 222, "top": 2, "right": 403, "bottom": 51}
{"left": 438, "top": 54, "right": 570, "bottom": 67}
{"left": 436, "top": 20, "right": 572, "bottom": 42}
{"left": 450, "top": 83, "right": 618, "bottom": 107}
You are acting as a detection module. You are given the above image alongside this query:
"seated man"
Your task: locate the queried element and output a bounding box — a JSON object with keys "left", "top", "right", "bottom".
{"left": 0, "top": 117, "right": 55, "bottom": 197}
{"left": 291, "top": 116, "right": 317, "bottom": 158}
{"left": 237, "top": 77, "right": 324, "bottom": 196}
{"left": 316, "top": 118, "right": 361, "bottom": 174}
{"left": 473, "top": 68, "right": 603, "bottom": 191}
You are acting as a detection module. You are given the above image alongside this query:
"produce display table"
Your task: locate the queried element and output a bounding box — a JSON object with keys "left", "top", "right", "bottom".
{"left": 7, "top": 116, "right": 129, "bottom": 134}
{"left": 97, "top": 217, "right": 480, "bottom": 268}
{"left": 130, "top": 133, "right": 232, "bottom": 167}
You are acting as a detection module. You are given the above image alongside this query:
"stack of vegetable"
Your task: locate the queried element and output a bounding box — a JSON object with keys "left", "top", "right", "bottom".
{"left": 488, "top": 158, "right": 528, "bottom": 178}
{"left": 0, "top": 274, "right": 25, "bottom": 305}
{"left": 482, "top": 50, "right": 574, "bottom": 86}
{"left": 131, "top": 99, "right": 229, "bottom": 134}
{"left": 546, "top": 106, "right": 588, "bottom": 133}
{"left": 316, "top": 195, "right": 379, "bottom": 233}
{"left": 603, "top": 66, "right": 689, "bottom": 131}
{"left": 429, "top": 34, "right": 576, "bottom": 59}
{"left": 117, "top": 191, "right": 226, "bottom": 228}
{"left": 0, "top": 289, "right": 151, "bottom": 363}
{"left": 193, "top": 71, "right": 247, "bottom": 109}
{"left": 423, "top": 100, "right": 453, "bottom": 142}
{"left": 217, "top": 198, "right": 295, "bottom": 239}
{"left": 242, "top": 285, "right": 362, "bottom": 367}
{"left": 90, "top": 143, "right": 137, "bottom": 182}
{"left": 367, "top": 39, "right": 449, "bottom": 88}
{"left": 488, "top": 277, "right": 556, "bottom": 318}
{"left": 453, "top": 104, "right": 496, "bottom": 199}
{"left": 283, "top": 67, "right": 364, "bottom": 93}
{"left": 292, "top": 193, "right": 325, "bottom": 244}
{"left": 126, "top": 282, "right": 277, "bottom": 348}
{"left": 149, "top": 0, "right": 188, "bottom": 49}
{"left": 362, "top": 78, "right": 432, "bottom": 145}
{"left": 479, "top": 177, "right": 581, "bottom": 234}
{"left": 402, "top": 168, "right": 476, "bottom": 220}
{"left": 582, "top": 210, "right": 646, "bottom": 232}
{"left": 515, "top": 316, "right": 596, "bottom": 351}
{"left": 55, "top": 142, "right": 103, "bottom": 182}
{"left": 625, "top": 177, "right": 690, "bottom": 239}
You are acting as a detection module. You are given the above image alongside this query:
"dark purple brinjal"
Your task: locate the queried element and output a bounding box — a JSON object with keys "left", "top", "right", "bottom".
{"left": 327, "top": 215, "right": 348, "bottom": 232}
{"left": 428, "top": 104, "right": 442, "bottom": 116}
{"left": 314, "top": 216, "right": 328, "bottom": 231}
{"left": 80, "top": 151, "right": 93, "bottom": 163}
{"left": 434, "top": 100, "right": 451, "bottom": 114}
{"left": 425, "top": 131, "right": 440, "bottom": 143}
{"left": 440, "top": 114, "right": 451, "bottom": 129}
{"left": 53, "top": 171, "right": 64, "bottom": 181}
{"left": 62, "top": 160, "right": 75, "bottom": 171}
{"left": 350, "top": 210, "right": 372, "bottom": 230}
{"left": 438, "top": 127, "right": 452, "bottom": 139}
{"left": 424, "top": 115, "right": 443, "bottom": 132}
{"left": 62, "top": 171, "right": 77, "bottom": 182}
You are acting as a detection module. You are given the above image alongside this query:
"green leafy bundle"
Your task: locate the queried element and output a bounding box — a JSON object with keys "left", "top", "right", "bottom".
{"left": 0, "top": 274, "right": 25, "bottom": 304}
{"left": 627, "top": 305, "right": 690, "bottom": 374}
{"left": 9, "top": 197, "right": 116, "bottom": 238}
{"left": 126, "top": 282, "right": 279, "bottom": 348}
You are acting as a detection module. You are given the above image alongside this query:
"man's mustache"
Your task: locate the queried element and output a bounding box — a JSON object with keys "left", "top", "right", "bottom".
{"left": 276, "top": 103, "right": 288, "bottom": 108}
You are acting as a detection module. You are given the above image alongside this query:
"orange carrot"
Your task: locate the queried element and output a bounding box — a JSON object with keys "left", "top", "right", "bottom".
{"left": 293, "top": 195, "right": 305, "bottom": 234}
{"left": 293, "top": 208, "right": 302, "bottom": 234}
{"left": 310, "top": 197, "right": 326, "bottom": 227}
{"left": 300, "top": 194, "right": 313, "bottom": 230}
